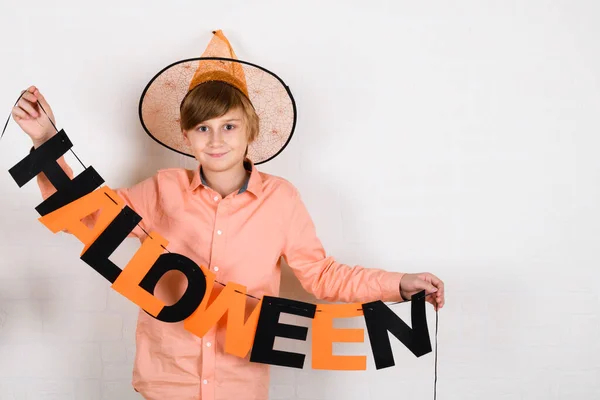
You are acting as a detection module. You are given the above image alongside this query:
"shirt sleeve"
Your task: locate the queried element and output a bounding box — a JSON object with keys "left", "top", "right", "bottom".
{"left": 281, "top": 187, "right": 405, "bottom": 304}
{"left": 36, "top": 155, "right": 158, "bottom": 240}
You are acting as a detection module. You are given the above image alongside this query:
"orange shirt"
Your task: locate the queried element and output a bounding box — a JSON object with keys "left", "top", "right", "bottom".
{"left": 37, "top": 158, "right": 405, "bottom": 400}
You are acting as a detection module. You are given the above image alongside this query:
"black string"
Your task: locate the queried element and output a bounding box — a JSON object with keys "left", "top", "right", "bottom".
{"left": 434, "top": 309, "right": 438, "bottom": 400}
{"left": 34, "top": 99, "right": 59, "bottom": 134}
{"left": 69, "top": 148, "right": 86, "bottom": 169}
{"left": 214, "top": 280, "right": 263, "bottom": 301}
{"left": 1, "top": 91, "right": 26, "bottom": 140}
{"left": 4, "top": 91, "right": 440, "bottom": 397}
{"left": 2, "top": 93, "right": 87, "bottom": 171}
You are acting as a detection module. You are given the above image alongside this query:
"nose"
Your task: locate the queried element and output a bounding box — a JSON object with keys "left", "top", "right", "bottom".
{"left": 207, "top": 130, "right": 224, "bottom": 146}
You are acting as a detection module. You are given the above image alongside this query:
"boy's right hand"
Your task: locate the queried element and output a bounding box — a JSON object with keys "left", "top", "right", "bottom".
{"left": 11, "top": 85, "right": 57, "bottom": 148}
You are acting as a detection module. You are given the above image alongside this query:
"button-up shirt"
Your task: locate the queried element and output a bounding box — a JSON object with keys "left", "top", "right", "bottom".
{"left": 37, "top": 157, "right": 405, "bottom": 400}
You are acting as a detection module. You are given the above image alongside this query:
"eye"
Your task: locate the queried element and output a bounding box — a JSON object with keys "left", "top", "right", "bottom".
{"left": 197, "top": 126, "right": 208, "bottom": 132}
{"left": 224, "top": 124, "right": 235, "bottom": 131}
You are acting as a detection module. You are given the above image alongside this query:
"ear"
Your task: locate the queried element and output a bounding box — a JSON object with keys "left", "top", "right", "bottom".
{"left": 182, "top": 129, "right": 191, "bottom": 146}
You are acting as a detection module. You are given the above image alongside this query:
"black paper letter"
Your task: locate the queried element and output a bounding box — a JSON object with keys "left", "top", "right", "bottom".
{"left": 138, "top": 253, "right": 207, "bottom": 323}
{"left": 250, "top": 296, "right": 316, "bottom": 369}
{"left": 80, "top": 205, "right": 140, "bottom": 283}
{"left": 362, "top": 290, "right": 432, "bottom": 369}
{"left": 8, "top": 130, "right": 104, "bottom": 216}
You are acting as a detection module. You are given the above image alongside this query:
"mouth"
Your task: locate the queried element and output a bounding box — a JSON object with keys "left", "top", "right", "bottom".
{"left": 206, "top": 151, "right": 229, "bottom": 159}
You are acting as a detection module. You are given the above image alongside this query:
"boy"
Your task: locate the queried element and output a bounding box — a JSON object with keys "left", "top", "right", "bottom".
{"left": 11, "top": 30, "right": 444, "bottom": 400}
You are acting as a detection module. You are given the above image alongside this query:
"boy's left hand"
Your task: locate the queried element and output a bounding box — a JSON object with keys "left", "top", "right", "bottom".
{"left": 399, "top": 272, "right": 445, "bottom": 310}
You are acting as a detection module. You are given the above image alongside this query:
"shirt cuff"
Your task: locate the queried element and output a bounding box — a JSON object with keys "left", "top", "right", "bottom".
{"left": 380, "top": 271, "right": 405, "bottom": 302}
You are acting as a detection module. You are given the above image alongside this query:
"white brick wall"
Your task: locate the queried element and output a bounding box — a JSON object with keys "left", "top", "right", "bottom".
{"left": 1, "top": 0, "right": 600, "bottom": 399}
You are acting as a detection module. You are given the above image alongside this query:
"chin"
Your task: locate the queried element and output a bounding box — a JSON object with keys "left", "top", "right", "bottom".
{"left": 200, "top": 153, "right": 244, "bottom": 171}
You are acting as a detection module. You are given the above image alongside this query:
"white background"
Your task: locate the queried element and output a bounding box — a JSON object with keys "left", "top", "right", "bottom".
{"left": 0, "top": 1, "right": 599, "bottom": 399}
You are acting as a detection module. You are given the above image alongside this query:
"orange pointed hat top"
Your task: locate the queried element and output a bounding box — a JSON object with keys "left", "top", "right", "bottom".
{"left": 139, "top": 29, "right": 297, "bottom": 165}
{"left": 188, "top": 30, "right": 249, "bottom": 97}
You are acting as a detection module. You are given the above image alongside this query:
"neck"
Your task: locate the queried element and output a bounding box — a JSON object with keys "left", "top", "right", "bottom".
{"left": 201, "top": 161, "right": 248, "bottom": 198}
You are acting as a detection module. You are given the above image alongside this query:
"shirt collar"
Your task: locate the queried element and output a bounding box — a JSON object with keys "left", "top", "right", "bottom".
{"left": 188, "top": 158, "right": 263, "bottom": 197}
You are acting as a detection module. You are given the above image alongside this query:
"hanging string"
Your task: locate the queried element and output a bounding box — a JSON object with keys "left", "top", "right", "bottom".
{"left": 0, "top": 92, "right": 23, "bottom": 141}
{"left": 434, "top": 310, "right": 438, "bottom": 400}
{"left": 3, "top": 93, "right": 439, "bottom": 398}
{"left": 2, "top": 92, "right": 86, "bottom": 170}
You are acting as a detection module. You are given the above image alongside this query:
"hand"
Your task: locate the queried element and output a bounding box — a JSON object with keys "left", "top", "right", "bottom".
{"left": 399, "top": 272, "right": 445, "bottom": 310}
{"left": 11, "top": 86, "right": 57, "bottom": 147}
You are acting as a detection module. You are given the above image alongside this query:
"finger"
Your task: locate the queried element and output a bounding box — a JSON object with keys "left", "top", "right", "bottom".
{"left": 17, "top": 100, "right": 39, "bottom": 118}
{"left": 418, "top": 279, "right": 438, "bottom": 294}
{"left": 434, "top": 280, "right": 444, "bottom": 301}
{"left": 21, "top": 90, "right": 38, "bottom": 103}
{"left": 17, "top": 98, "right": 39, "bottom": 118}
{"left": 423, "top": 273, "right": 444, "bottom": 296}
{"left": 425, "top": 296, "right": 438, "bottom": 311}
{"left": 20, "top": 93, "right": 41, "bottom": 113}
{"left": 33, "top": 89, "right": 50, "bottom": 110}
{"left": 12, "top": 106, "right": 29, "bottom": 120}
{"left": 425, "top": 273, "right": 443, "bottom": 287}
{"left": 21, "top": 86, "right": 36, "bottom": 95}
{"left": 433, "top": 289, "right": 444, "bottom": 308}
{"left": 437, "top": 293, "right": 445, "bottom": 308}
{"left": 437, "top": 283, "right": 444, "bottom": 305}
{"left": 421, "top": 272, "right": 443, "bottom": 288}
{"left": 17, "top": 92, "right": 38, "bottom": 108}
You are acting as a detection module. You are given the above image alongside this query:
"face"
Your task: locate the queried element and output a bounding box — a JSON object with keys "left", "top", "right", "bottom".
{"left": 182, "top": 107, "right": 249, "bottom": 173}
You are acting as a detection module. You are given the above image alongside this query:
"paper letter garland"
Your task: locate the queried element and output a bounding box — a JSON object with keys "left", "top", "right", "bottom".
{"left": 7, "top": 129, "right": 434, "bottom": 371}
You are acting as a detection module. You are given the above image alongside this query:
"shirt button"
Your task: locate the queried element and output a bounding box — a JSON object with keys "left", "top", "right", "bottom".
{"left": 203, "top": 379, "right": 208, "bottom": 385}
{"left": 217, "top": 230, "right": 222, "bottom": 235}
{"left": 213, "top": 266, "right": 219, "bottom": 272}
{"left": 206, "top": 342, "right": 212, "bottom": 347}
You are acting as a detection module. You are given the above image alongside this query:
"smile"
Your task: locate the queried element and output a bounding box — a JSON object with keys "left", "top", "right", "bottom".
{"left": 207, "top": 152, "right": 228, "bottom": 158}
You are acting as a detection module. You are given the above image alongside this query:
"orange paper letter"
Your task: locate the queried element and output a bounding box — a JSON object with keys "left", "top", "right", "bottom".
{"left": 38, "top": 186, "right": 125, "bottom": 254}
{"left": 312, "top": 303, "right": 366, "bottom": 370}
{"left": 110, "top": 232, "right": 169, "bottom": 317}
{"left": 184, "top": 272, "right": 263, "bottom": 358}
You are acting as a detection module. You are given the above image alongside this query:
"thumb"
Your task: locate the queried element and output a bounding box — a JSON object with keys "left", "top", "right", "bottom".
{"left": 421, "top": 281, "right": 438, "bottom": 294}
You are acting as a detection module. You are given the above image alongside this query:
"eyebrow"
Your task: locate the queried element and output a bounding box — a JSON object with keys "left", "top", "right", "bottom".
{"left": 197, "top": 118, "right": 241, "bottom": 125}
